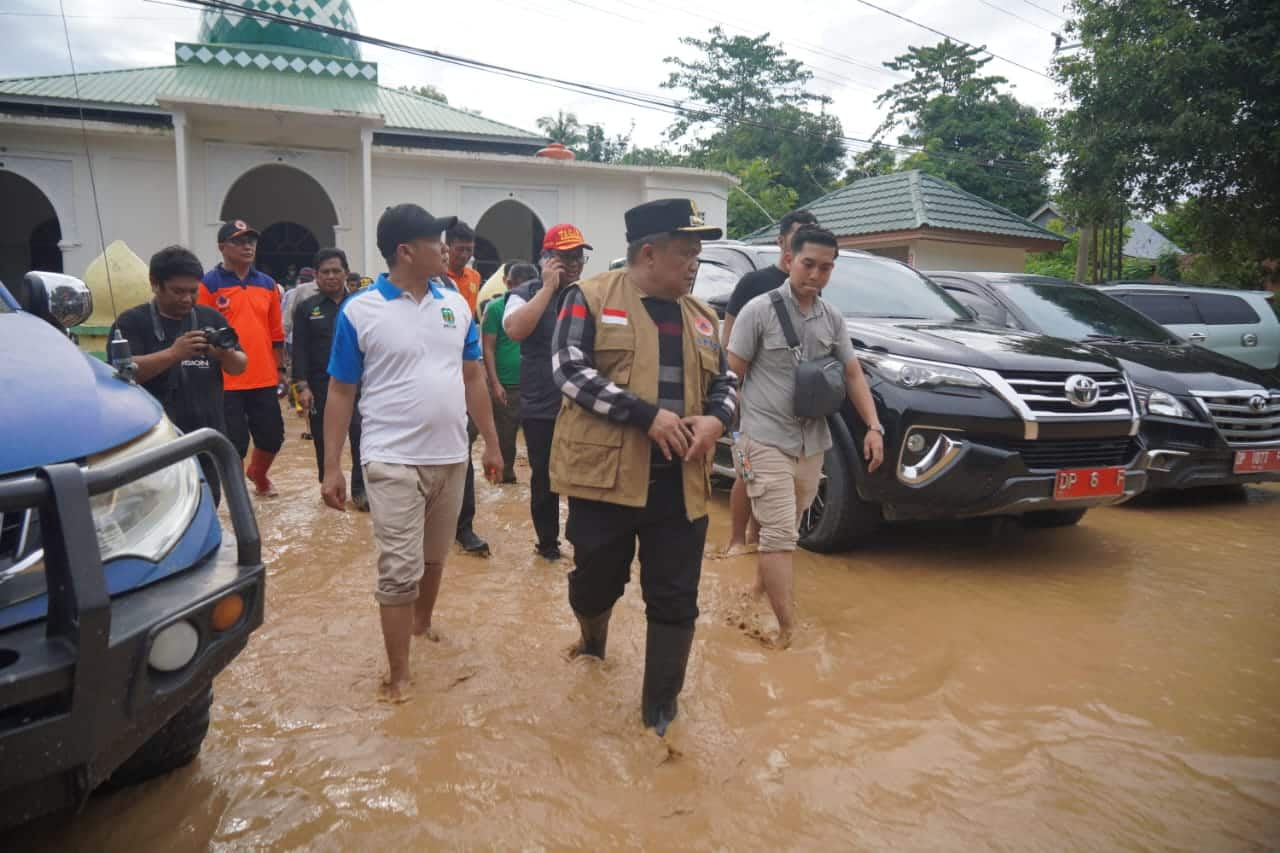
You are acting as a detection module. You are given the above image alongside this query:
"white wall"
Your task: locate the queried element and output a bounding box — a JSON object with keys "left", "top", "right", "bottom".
{"left": 911, "top": 239, "right": 1026, "bottom": 273}
{"left": 0, "top": 123, "right": 178, "bottom": 282}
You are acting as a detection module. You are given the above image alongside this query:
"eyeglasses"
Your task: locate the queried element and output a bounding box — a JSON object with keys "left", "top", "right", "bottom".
{"left": 229, "top": 236, "right": 257, "bottom": 247}
{"left": 553, "top": 249, "right": 589, "bottom": 264}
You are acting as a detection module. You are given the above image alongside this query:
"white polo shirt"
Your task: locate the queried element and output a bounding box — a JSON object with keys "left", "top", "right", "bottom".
{"left": 327, "top": 274, "right": 480, "bottom": 466}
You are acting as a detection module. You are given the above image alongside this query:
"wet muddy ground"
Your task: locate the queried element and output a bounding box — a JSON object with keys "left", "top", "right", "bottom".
{"left": 17, "top": 416, "right": 1280, "bottom": 851}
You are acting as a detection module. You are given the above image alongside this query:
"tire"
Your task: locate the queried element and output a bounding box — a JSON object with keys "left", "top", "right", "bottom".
{"left": 105, "top": 685, "right": 212, "bottom": 789}
{"left": 798, "top": 441, "right": 880, "bottom": 553}
{"left": 1018, "top": 508, "right": 1088, "bottom": 529}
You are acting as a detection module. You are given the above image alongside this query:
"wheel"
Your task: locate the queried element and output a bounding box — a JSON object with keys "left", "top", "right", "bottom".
{"left": 798, "top": 441, "right": 880, "bottom": 553}
{"left": 105, "top": 685, "right": 212, "bottom": 789}
{"left": 1018, "top": 508, "right": 1087, "bottom": 528}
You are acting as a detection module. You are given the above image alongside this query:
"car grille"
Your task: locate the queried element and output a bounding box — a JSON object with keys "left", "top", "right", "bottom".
{"left": 996, "top": 370, "right": 1133, "bottom": 417}
{"left": 1191, "top": 391, "right": 1280, "bottom": 446}
{"left": 0, "top": 509, "right": 40, "bottom": 572}
{"left": 1002, "top": 438, "right": 1139, "bottom": 470}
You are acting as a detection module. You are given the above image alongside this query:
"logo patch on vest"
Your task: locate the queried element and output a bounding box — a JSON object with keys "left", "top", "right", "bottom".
{"left": 693, "top": 316, "right": 714, "bottom": 337}
{"left": 441, "top": 306, "right": 457, "bottom": 328}
{"left": 215, "top": 293, "right": 231, "bottom": 311}
{"left": 601, "top": 308, "right": 628, "bottom": 326}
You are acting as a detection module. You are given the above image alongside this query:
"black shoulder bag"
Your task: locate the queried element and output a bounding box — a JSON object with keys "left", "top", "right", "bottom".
{"left": 768, "top": 291, "right": 846, "bottom": 419}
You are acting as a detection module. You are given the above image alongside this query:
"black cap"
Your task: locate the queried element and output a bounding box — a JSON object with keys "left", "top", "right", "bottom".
{"left": 377, "top": 204, "right": 458, "bottom": 260}
{"left": 624, "top": 198, "right": 723, "bottom": 243}
{"left": 217, "top": 219, "right": 260, "bottom": 242}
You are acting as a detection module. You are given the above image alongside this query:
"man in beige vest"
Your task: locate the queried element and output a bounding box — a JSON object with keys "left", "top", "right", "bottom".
{"left": 549, "top": 198, "right": 737, "bottom": 736}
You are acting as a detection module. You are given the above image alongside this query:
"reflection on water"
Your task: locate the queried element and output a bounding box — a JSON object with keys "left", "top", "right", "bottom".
{"left": 13, "top": 421, "right": 1280, "bottom": 850}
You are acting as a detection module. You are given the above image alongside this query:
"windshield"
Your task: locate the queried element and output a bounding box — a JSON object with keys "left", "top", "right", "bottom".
{"left": 753, "top": 249, "right": 971, "bottom": 321}
{"left": 995, "top": 280, "right": 1177, "bottom": 343}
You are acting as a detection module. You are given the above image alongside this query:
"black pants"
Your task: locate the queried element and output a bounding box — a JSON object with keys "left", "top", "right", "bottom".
{"left": 308, "top": 387, "right": 364, "bottom": 492}
{"left": 523, "top": 417, "right": 559, "bottom": 549}
{"left": 457, "top": 418, "right": 477, "bottom": 537}
{"left": 224, "top": 386, "right": 285, "bottom": 459}
{"left": 566, "top": 465, "right": 708, "bottom": 627}
{"left": 197, "top": 453, "right": 222, "bottom": 508}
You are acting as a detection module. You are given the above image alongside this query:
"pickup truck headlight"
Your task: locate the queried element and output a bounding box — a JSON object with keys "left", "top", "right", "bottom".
{"left": 89, "top": 417, "right": 201, "bottom": 562}
{"left": 1134, "top": 385, "right": 1194, "bottom": 419}
{"left": 860, "top": 353, "right": 987, "bottom": 390}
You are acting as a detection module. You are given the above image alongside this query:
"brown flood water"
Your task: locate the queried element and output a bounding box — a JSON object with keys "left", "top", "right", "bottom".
{"left": 17, "top": 418, "right": 1280, "bottom": 851}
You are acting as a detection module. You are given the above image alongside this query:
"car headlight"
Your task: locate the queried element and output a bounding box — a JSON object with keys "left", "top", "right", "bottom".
{"left": 860, "top": 353, "right": 987, "bottom": 389}
{"left": 1134, "top": 385, "right": 1194, "bottom": 419}
{"left": 88, "top": 417, "right": 202, "bottom": 562}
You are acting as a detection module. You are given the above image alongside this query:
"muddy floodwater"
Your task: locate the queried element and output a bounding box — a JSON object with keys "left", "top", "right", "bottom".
{"left": 16, "top": 419, "right": 1280, "bottom": 851}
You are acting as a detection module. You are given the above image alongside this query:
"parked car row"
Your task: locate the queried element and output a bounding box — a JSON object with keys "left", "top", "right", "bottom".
{"left": 693, "top": 242, "right": 1280, "bottom": 553}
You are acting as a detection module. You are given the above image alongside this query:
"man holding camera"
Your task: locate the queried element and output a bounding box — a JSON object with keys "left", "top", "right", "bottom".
{"left": 109, "top": 245, "right": 248, "bottom": 506}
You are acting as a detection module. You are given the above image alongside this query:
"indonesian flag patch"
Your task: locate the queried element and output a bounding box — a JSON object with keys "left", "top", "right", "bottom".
{"left": 601, "top": 307, "right": 629, "bottom": 326}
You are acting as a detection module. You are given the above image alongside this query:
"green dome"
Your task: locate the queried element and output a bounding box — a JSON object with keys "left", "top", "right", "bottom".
{"left": 198, "top": 0, "right": 362, "bottom": 61}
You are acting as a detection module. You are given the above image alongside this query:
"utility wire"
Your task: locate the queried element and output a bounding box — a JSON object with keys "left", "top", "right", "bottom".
{"left": 977, "top": 0, "right": 1057, "bottom": 35}
{"left": 1015, "top": 0, "right": 1067, "bottom": 22}
{"left": 847, "top": 0, "right": 1055, "bottom": 80}
{"left": 155, "top": 0, "right": 1053, "bottom": 187}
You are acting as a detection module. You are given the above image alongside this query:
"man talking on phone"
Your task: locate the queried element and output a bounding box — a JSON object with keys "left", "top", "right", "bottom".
{"left": 502, "top": 223, "right": 592, "bottom": 561}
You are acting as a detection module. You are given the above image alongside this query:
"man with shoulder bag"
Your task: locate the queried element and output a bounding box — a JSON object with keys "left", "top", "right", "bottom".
{"left": 725, "top": 227, "right": 885, "bottom": 648}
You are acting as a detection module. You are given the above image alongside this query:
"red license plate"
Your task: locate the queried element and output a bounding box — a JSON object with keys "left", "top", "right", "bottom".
{"left": 1053, "top": 466, "right": 1126, "bottom": 500}
{"left": 1233, "top": 449, "right": 1280, "bottom": 474}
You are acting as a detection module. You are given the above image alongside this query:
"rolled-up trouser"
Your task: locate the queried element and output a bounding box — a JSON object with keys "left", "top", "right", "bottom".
{"left": 522, "top": 417, "right": 559, "bottom": 549}
{"left": 223, "top": 386, "right": 285, "bottom": 459}
{"left": 364, "top": 460, "right": 467, "bottom": 606}
{"left": 733, "top": 434, "right": 824, "bottom": 553}
{"left": 566, "top": 464, "right": 708, "bottom": 627}
{"left": 491, "top": 384, "right": 521, "bottom": 480}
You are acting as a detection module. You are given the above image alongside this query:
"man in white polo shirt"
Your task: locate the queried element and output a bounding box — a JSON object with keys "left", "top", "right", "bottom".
{"left": 320, "top": 203, "right": 504, "bottom": 702}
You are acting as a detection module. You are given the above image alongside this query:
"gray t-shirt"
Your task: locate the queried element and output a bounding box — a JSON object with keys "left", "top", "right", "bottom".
{"left": 727, "top": 283, "right": 856, "bottom": 457}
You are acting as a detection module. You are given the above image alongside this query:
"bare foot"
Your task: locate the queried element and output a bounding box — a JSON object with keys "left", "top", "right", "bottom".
{"left": 770, "top": 629, "right": 793, "bottom": 650}
{"left": 413, "top": 624, "right": 441, "bottom": 642}
{"left": 378, "top": 677, "right": 413, "bottom": 704}
{"left": 712, "top": 542, "right": 758, "bottom": 560}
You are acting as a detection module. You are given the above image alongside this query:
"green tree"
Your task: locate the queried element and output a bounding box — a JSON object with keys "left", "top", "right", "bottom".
{"left": 873, "top": 40, "right": 1051, "bottom": 215}
{"left": 399, "top": 84, "right": 448, "bottom": 104}
{"left": 536, "top": 110, "right": 585, "bottom": 148}
{"left": 661, "top": 26, "right": 846, "bottom": 230}
{"left": 842, "top": 143, "right": 898, "bottom": 184}
{"left": 536, "top": 112, "right": 633, "bottom": 164}
{"left": 1054, "top": 0, "right": 1280, "bottom": 286}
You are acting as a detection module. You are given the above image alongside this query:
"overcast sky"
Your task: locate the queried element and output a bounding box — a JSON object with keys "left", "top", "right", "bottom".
{"left": 0, "top": 0, "right": 1073, "bottom": 150}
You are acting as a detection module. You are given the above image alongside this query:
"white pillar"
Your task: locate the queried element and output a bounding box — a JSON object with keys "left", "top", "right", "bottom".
{"left": 360, "top": 127, "right": 375, "bottom": 274}
{"left": 173, "top": 111, "right": 191, "bottom": 246}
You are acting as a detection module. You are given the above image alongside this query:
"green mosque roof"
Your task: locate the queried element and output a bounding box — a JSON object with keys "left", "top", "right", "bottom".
{"left": 198, "top": 0, "right": 363, "bottom": 61}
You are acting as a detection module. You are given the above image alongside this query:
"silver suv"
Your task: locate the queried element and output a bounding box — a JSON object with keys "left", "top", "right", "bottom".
{"left": 1100, "top": 283, "right": 1280, "bottom": 370}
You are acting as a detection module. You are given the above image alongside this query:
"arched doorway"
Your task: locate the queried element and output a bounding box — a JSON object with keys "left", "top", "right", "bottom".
{"left": 220, "top": 164, "right": 338, "bottom": 284}
{"left": 0, "top": 171, "right": 62, "bottom": 288}
{"left": 475, "top": 200, "right": 545, "bottom": 280}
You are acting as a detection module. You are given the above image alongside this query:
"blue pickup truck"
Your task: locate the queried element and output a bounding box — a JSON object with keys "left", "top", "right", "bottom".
{"left": 0, "top": 272, "right": 265, "bottom": 829}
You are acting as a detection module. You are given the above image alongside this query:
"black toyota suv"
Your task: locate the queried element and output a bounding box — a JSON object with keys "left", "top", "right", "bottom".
{"left": 697, "top": 242, "right": 1148, "bottom": 552}
{"left": 924, "top": 271, "right": 1280, "bottom": 492}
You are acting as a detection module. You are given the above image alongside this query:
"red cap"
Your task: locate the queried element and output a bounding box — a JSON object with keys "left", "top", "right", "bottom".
{"left": 542, "top": 224, "right": 592, "bottom": 252}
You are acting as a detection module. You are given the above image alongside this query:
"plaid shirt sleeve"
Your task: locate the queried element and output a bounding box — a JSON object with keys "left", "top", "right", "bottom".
{"left": 551, "top": 286, "right": 660, "bottom": 429}
{"left": 704, "top": 345, "right": 738, "bottom": 432}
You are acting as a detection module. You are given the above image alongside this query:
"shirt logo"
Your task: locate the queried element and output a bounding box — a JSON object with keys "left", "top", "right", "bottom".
{"left": 310, "top": 305, "right": 323, "bottom": 318}
{"left": 442, "top": 306, "right": 457, "bottom": 328}
{"left": 693, "top": 316, "right": 714, "bottom": 337}
{"left": 601, "top": 308, "right": 629, "bottom": 326}
{"left": 215, "top": 294, "right": 231, "bottom": 311}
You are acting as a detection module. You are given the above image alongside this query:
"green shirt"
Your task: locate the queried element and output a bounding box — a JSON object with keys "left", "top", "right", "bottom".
{"left": 482, "top": 294, "right": 522, "bottom": 387}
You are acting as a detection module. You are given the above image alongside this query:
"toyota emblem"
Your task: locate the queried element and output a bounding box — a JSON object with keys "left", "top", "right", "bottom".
{"left": 1248, "top": 394, "right": 1268, "bottom": 413}
{"left": 1065, "top": 374, "right": 1100, "bottom": 408}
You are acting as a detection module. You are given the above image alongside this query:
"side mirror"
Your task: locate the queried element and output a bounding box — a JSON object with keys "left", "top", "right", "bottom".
{"left": 18, "top": 272, "right": 94, "bottom": 328}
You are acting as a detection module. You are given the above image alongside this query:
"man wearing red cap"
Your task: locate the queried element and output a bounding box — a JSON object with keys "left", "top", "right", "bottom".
{"left": 200, "top": 219, "right": 287, "bottom": 496}
{"left": 502, "top": 223, "right": 591, "bottom": 560}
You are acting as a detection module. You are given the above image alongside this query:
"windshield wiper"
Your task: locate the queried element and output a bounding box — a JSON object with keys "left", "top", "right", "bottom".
{"left": 1083, "top": 333, "right": 1130, "bottom": 344}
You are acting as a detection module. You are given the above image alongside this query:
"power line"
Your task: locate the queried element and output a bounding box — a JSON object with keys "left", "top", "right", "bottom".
{"left": 977, "top": 0, "right": 1057, "bottom": 35}
{"left": 154, "top": 0, "right": 1053, "bottom": 188}
{"left": 1014, "top": 0, "right": 1067, "bottom": 22}
{"left": 847, "top": 0, "right": 1055, "bottom": 80}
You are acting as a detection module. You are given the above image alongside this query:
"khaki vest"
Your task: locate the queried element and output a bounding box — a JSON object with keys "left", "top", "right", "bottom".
{"left": 550, "top": 270, "right": 723, "bottom": 520}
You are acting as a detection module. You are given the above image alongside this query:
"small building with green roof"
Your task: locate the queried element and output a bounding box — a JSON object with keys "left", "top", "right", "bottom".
{"left": 0, "top": 1, "right": 730, "bottom": 290}
{"left": 745, "top": 170, "right": 1066, "bottom": 273}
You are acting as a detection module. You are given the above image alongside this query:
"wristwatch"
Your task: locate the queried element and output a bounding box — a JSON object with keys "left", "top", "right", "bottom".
{"left": 869, "top": 424, "right": 886, "bottom": 435}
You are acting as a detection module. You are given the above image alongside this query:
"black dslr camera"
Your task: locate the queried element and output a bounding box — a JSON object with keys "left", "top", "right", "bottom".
{"left": 201, "top": 325, "right": 239, "bottom": 350}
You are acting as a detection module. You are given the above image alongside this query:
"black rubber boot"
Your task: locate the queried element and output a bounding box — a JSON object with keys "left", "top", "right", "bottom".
{"left": 641, "top": 622, "right": 695, "bottom": 737}
{"left": 571, "top": 608, "right": 612, "bottom": 659}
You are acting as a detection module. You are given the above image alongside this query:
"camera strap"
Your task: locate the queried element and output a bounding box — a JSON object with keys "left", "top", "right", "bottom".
{"left": 149, "top": 300, "right": 199, "bottom": 405}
